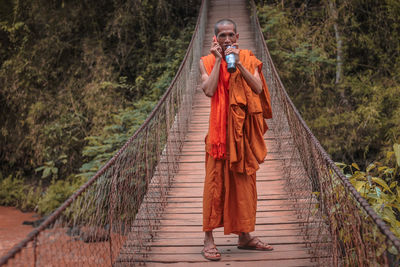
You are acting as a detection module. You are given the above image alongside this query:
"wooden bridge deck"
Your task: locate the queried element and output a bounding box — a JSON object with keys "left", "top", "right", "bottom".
{"left": 119, "top": 0, "right": 317, "bottom": 266}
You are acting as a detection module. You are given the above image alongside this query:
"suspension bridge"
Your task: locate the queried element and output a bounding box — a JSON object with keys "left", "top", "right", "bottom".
{"left": 1, "top": 0, "right": 400, "bottom": 266}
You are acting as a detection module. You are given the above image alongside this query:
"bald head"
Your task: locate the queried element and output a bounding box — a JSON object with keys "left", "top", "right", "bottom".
{"left": 214, "top": 19, "right": 237, "bottom": 36}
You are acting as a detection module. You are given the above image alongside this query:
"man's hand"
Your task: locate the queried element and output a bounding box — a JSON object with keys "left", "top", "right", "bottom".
{"left": 201, "top": 38, "right": 224, "bottom": 97}
{"left": 224, "top": 43, "right": 240, "bottom": 63}
{"left": 210, "top": 40, "right": 223, "bottom": 59}
{"left": 227, "top": 43, "right": 262, "bottom": 95}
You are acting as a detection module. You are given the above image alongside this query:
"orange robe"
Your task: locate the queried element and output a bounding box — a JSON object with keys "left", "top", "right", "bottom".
{"left": 201, "top": 50, "right": 272, "bottom": 235}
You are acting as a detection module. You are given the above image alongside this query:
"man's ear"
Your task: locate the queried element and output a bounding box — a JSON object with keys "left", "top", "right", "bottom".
{"left": 213, "top": 35, "right": 217, "bottom": 42}
{"left": 236, "top": 33, "right": 239, "bottom": 39}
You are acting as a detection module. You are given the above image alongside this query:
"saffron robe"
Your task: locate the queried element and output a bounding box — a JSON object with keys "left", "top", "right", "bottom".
{"left": 201, "top": 50, "right": 272, "bottom": 235}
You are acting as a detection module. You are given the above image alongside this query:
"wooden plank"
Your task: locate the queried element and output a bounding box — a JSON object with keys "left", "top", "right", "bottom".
{"left": 167, "top": 185, "right": 287, "bottom": 193}
{"left": 120, "top": 251, "right": 312, "bottom": 263}
{"left": 167, "top": 180, "right": 290, "bottom": 187}
{"left": 154, "top": 224, "right": 312, "bottom": 233}
{"left": 158, "top": 210, "right": 299, "bottom": 220}
{"left": 142, "top": 259, "right": 318, "bottom": 267}
{"left": 133, "top": 217, "right": 303, "bottom": 227}
{"left": 150, "top": 229, "right": 305, "bottom": 239}
{"left": 161, "top": 193, "right": 299, "bottom": 200}
{"left": 171, "top": 175, "right": 288, "bottom": 181}
{"left": 125, "top": 244, "right": 309, "bottom": 254}
{"left": 162, "top": 205, "right": 300, "bottom": 213}
{"left": 124, "top": 236, "right": 309, "bottom": 247}
{"left": 163, "top": 199, "right": 301, "bottom": 208}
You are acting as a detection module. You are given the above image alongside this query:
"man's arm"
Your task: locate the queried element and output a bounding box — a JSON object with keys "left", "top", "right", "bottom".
{"left": 200, "top": 58, "right": 221, "bottom": 97}
{"left": 200, "top": 40, "right": 223, "bottom": 97}
{"left": 225, "top": 44, "right": 263, "bottom": 94}
{"left": 237, "top": 62, "right": 262, "bottom": 94}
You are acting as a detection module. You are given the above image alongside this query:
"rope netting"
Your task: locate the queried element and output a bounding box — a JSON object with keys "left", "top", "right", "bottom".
{"left": 0, "top": 0, "right": 207, "bottom": 266}
{"left": 249, "top": 1, "right": 400, "bottom": 266}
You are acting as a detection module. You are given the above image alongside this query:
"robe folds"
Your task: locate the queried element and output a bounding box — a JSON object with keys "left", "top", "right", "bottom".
{"left": 201, "top": 50, "right": 272, "bottom": 235}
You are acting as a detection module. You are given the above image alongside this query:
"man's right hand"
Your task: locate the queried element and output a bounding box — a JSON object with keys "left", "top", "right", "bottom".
{"left": 210, "top": 40, "right": 222, "bottom": 59}
{"left": 200, "top": 38, "right": 223, "bottom": 97}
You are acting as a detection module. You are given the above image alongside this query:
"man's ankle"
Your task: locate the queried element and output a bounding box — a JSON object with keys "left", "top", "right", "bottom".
{"left": 204, "top": 231, "right": 214, "bottom": 244}
{"left": 239, "top": 232, "right": 251, "bottom": 241}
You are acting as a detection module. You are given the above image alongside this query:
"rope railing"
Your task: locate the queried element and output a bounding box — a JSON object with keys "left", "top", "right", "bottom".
{"left": 0, "top": 0, "right": 207, "bottom": 265}
{"left": 249, "top": 1, "right": 400, "bottom": 266}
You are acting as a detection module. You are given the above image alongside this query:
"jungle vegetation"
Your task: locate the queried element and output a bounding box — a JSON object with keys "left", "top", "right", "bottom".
{"left": 256, "top": 0, "right": 400, "bottom": 166}
{"left": 0, "top": 0, "right": 201, "bottom": 212}
{"left": 256, "top": 0, "right": 400, "bottom": 236}
{"left": 1, "top": 0, "right": 399, "bottom": 232}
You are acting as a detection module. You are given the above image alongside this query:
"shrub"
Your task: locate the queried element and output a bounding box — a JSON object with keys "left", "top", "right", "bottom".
{"left": 0, "top": 175, "right": 26, "bottom": 207}
{"left": 37, "top": 175, "right": 85, "bottom": 215}
{"left": 337, "top": 143, "right": 400, "bottom": 237}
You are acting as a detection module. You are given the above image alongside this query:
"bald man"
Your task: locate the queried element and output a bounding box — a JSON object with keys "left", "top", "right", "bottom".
{"left": 199, "top": 19, "right": 273, "bottom": 261}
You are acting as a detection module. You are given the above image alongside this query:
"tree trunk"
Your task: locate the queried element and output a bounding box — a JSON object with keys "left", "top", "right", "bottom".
{"left": 329, "top": 0, "right": 343, "bottom": 85}
{"left": 328, "top": 0, "right": 348, "bottom": 105}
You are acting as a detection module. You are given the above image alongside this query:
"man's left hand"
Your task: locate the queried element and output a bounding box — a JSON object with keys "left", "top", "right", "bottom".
{"left": 224, "top": 43, "right": 240, "bottom": 63}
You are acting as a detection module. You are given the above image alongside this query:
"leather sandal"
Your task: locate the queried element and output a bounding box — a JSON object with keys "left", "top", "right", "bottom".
{"left": 237, "top": 236, "right": 274, "bottom": 251}
{"left": 201, "top": 245, "right": 221, "bottom": 261}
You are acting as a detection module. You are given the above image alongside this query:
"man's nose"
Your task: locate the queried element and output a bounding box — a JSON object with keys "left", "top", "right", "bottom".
{"left": 223, "top": 36, "right": 231, "bottom": 43}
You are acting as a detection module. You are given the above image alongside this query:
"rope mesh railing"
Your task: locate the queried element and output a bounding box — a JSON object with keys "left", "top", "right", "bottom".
{"left": 249, "top": 1, "right": 400, "bottom": 266}
{"left": 0, "top": 0, "right": 207, "bottom": 265}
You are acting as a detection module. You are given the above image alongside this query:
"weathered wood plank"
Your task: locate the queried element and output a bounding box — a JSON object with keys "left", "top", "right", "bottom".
{"left": 141, "top": 259, "right": 318, "bottom": 267}
{"left": 119, "top": 250, "right": 313, "bottom": 263}
{"left": 124, "top": 244, "right": 310, "bottom": 254}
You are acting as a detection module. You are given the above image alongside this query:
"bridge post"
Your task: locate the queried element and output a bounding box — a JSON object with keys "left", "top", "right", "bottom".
{"left": 33, "top": 236, "right": 37, "bottom": 267}
{"left": 165, "top": 97, "right": 171, "bottom": 185}
{"left": 108, "top": 167, "right": 118, "bottom": 265}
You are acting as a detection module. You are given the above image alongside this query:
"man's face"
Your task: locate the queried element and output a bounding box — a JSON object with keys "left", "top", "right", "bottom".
{"left": 216, "top": 24, "right": 238, "bottom": 51}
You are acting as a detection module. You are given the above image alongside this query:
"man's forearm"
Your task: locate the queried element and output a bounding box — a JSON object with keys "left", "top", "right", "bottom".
{"left": 237, "top": 62, "right": 262, "bottom": 94}
{"left": 202, "top": 58, "right": 222, "bottom": 97}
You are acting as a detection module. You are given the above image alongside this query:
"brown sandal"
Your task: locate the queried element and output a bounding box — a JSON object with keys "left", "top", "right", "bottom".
{"left": 237, "top": 236, "right": 274, "bottom": 251}
{"left": 201, "top": 245, "right": 221, "bottom": 261}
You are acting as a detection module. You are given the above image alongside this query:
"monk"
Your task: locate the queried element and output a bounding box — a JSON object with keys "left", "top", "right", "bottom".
{"left": 199, "top": 19, "right": 273, "bottom": 261}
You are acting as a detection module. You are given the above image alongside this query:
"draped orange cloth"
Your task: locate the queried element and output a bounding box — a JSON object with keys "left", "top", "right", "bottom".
{"left": 201, "top": 50, "right": 272, "bottom": 235}
{"left": 201, "top": 56, "right": 231, "bottom": 159}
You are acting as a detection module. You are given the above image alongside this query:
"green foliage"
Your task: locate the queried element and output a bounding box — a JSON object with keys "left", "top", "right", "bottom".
{"left": 395, "top": 144, "right": 400, "bottom": 167}
{"left": 1, "top": 0, "right": 200, "bottom": 211}
{"left": 35, "top": 157, "right": 66, "bottom": 180}
{"left": 257, "top": 0, "right": 400, "bottom": 167}
{"left": 0, "top": 0, "right": 199, "bottom": 174}
{"left": 77, "top": 15, "right": 195, "bottom": 181}
{"left": 78, "top": 100, "right": 155, "bottom": 179}
{"left": 0, "top": 175, "right": 26, "bottom": 207}
{"left": 37, "top": 176, "right": 84, "bottom": 215}
{"left": 0, "top": 0, "right": 199, "bottom": 216}
{"left": 337, "top": 144, "right": 400, "bottom": 237}
{"left": 0, "top": 174, "right": 41, "bottom": 211}
{"left": 21, "top": 186, "right": 42, "bottom": 211}
{"left": 259, "top": 1, "right": 400, "bottom": 243}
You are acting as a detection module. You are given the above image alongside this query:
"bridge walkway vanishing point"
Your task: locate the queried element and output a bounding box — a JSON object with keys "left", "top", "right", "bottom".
{"left": 2, "top": 0, "right": 400, "bottom": 266}
{"left": 117, "top": 0, "right": 318, "bottom": 265}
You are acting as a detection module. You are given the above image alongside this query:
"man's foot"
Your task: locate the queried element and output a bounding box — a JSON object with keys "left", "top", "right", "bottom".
{"left": 237, "top": 235, "right": 274, "bottom": 251}
{"left": 201, "top": 245, "right": 221, "bottom": 261}
{"left": 202, "top": 231, "right": 221, "bottom": 261}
